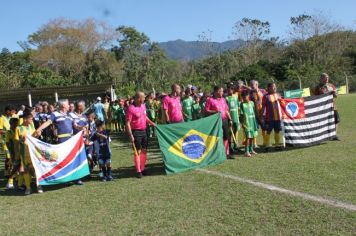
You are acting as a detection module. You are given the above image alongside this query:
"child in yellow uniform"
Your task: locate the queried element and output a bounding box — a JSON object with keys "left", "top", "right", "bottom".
{"left": 5, "top": 118, "right": 20, "bottom": 189}
{"left": 0, "top": 106, "right": 14, "bottom": 177}
{"left": 14, "top": 112, "right": 42, "bottom": 195}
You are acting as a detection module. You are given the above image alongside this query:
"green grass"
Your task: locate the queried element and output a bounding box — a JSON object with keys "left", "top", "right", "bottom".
{"left": 0, "top": 95, "right": 355, "bottom": 235}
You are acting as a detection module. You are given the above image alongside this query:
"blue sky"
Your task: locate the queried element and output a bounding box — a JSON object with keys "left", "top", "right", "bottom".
{"left": 1, "top": 0, "right": 355, "bottom": 51}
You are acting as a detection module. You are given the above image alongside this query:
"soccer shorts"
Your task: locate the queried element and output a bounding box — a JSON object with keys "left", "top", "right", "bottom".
{"left": 132, "top": 130, "right": 148, "bottom": 150}
{"left": 266, "top": 120, "right": 281, "bottom": 133}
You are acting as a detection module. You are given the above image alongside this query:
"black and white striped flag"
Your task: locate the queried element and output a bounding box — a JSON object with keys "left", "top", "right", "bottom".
{"left": 281, "top": 93, "right": 336, "bottom": 147}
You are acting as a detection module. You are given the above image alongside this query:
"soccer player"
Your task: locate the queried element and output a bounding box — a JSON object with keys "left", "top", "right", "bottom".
{"left": 0, "top": 106, "right": 14, "bottom": 177}
{"left": 314, "top": 73, "right": 340, "bottom": 141}
{"left": 103, "top": 97, "right": 111, "bottom": 129}
{"left": 205, "top": 86, "right": 233, "bottom": 158}
{"left": 91, "top": 120, "right": 113, "bottom": 181}
{"left": 126, "top": 91, "right": 156, "bottom": 178}
{"left": 5, "top": 118, "right": 19, "bottom": 189}
{"left": 111, "top": 100, "right": 120, "bottom": 132}
{"left": 240, "top": 91, "right": 259, "bottom": 157}
{"left": 163, "top": 84, "right": 184, "bottom": 124}
{"left": 69, "top": 100, "right": 89, "bottom": 135}
{"left": 86, "top": 111, "right": 97, "bottom": 171}
{"left": 93, "top": 97, "right": 105, "bottom": 122}
{"left": 249, "top": 80, "right": 266, "bottom": 147}
{"left": 182, "top": 88, "right": 193, "bottom": 122}
{"left": 145, "top": 93, "right": 156, "bottom": 137}
{"left": 14, "top": 112, "right": 40, "bottom": 195}
{"left": 226, "top": 85, "right": 241, "bottom": 153}
{"left": 118, "top": 99, "right": 126, "bottom": 132}
{"left": 262, "top": 83, "right": 282, "bottom": 149}
{"left": 192, "top": 95, "right": 202, "bottom": 120}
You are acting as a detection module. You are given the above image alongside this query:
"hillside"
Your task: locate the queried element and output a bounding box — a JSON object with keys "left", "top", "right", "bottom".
{"left": 156, "top": 39, "right": 244, "bottom": 60}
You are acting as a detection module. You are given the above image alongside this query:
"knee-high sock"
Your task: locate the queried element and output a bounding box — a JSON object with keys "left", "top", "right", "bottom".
{"left": 266, "top": 134, "right": 271, "bottom": 147}
{"left": 107, "top": 166, "right": 112, "bottom": 176}
{"left": 24, "top": 173, "right": 31, "bottom": 190}
{"left": 101, "top": 166, "right": 107, "bottom": 177}
{"left": 7, "top": 177, "right": 13, "bottom": 185}
{"left": 224, "top": 140, "right": 230, "bottom": 155}
{"left": 18, "top": 174, "right": 24, "bottom": 186}
{"left": 140, "top": 149, "right": 147, "bottom": 171}
{"left": 253, "top": 137, "right": 257, "bottom": 146}
{"left": 235, "top": 131, "right": 239, "bottom": 148}
{"left": 134, "top": 151, "right": 142, "bottom": 173}
{"left": 242, "top": 131, "right": 246, "bottom": 146}
{"left": 262, "top": 130, "right": 267, "bottom": 146}
{"left": 274, "top": 132, "right": 281, "bottom": 145}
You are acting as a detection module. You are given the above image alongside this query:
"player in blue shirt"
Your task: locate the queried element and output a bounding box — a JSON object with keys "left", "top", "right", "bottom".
{"left": 91, "top": 120, "right": 112, "bottom": 181}
{"left": 92, "top": 97, "right": 105, "bottom": 122}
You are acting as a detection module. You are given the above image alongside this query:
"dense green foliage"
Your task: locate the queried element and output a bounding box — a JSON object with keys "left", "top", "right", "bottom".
{"left": 0, "top": 17, "right": 355, "bottom": 96}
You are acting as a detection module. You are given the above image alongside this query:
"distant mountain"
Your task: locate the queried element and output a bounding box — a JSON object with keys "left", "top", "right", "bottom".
{"left": 156, "top": 39, "right": 244, "bottom": 61}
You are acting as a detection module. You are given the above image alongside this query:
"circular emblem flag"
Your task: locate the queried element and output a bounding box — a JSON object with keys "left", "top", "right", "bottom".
{"left": 182, "top": 134, "right": 206, "bottom": 159}
{"left": 286, "top": 102, "right": 299, "bottom": 118}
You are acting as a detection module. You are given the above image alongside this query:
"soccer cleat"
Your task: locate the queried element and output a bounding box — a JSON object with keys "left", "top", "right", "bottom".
{"left": 6, "top": 182, "right": 14, "bottom": 190}
{"left": 102, "top": 178, "right": 107, "bottom": 182}
{"left": 137, "top": 172, "right": 143, "bottom": 178}
{"left": 76, "top": 180, "right": 84, "bottom": 185}
{"left": 244, "top": 152, "right": 252, "bottom": 157}
{"left": 251, "top": 150, "right": 258, "bottom": 155}
{"left": 37, "top": 186, "right": 44, "bottom": 193}
{"left": 106, "top": 175, "right": 113, "bottom": 181}
{"left": 141, "top": 170, "right": 149, "bottom": 176}
{"left": 98, "top": 172, "right": 104, "bottom": 178}
{"left": 25, "top": 189, "right": 31, "bottom": 195}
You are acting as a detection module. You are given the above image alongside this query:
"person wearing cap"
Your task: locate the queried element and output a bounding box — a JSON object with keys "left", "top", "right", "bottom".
{"left": 314, "top": 73, "right": 340, "bottom": 141}
{"left": 191, "top": 86, "right": 198, "bottom": 97}
{"left": 93, "top": 97, "right": 105, "bottom": 122}
{"left": 163, "top": 84, "right": 184, "bottom": 124}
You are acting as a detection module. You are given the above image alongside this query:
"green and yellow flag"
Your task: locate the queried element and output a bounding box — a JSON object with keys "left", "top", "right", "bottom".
{"left": 156, "top": 113, "right": 226, "bottom": 174}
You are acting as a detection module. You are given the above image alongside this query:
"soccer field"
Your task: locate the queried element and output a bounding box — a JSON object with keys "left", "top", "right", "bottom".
{"left": 0, "top": 95, "right": 355, "bottom": 235}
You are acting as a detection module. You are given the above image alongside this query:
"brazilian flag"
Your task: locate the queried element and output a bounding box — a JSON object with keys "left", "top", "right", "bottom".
{"left": 156, "top": 113, "right": 226, "bottom": 174}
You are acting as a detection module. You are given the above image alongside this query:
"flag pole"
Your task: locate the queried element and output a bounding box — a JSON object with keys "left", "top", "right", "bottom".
{"left": 131, "top": 142, "right": 141, "bottom": 172}
{"left": 230, "top": 127, "right": 238, "bottom": 146}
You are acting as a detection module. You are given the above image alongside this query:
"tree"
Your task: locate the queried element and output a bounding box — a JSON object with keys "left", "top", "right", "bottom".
{"left": 232, "top": 18, "right": 270, "bottom": 65}
{"left": 27, "top": 18, "right": 118, "bottom": 84}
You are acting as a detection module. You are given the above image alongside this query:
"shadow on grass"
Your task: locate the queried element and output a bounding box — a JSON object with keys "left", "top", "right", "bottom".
{"left": 111, "top": 162, "right": 166, "bottom": 179}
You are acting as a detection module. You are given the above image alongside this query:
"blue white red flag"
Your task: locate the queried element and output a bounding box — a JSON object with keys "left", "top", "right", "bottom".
{"left": 27, "top": 132, "right": 89, "bottom": 185}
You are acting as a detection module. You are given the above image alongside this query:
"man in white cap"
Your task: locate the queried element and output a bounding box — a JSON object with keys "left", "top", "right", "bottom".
{"left": 93, "top": 97, "right": 105, "bottom": 122}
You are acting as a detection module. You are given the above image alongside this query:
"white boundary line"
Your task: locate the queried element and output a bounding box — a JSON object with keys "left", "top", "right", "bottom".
{"left": 197, "top": 169, "right": 356, "bottom": 212}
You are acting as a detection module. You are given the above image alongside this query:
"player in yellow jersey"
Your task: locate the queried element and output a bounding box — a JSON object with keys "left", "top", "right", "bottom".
{"left": 5, "top": 118, "right": 20, "bottom": 189}
{"left": 14, "top": 112, "right": 42, "bottom": 195}
{"left": 0, "top": 106, "right": 15, "bottom": 177}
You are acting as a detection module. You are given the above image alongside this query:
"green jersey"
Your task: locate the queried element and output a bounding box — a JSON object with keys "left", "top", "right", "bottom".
{"left": 111, "top": 104, "right": 120, "bottom": 120}
{"left": 240, "top": 101, "right": 258, "bottom": 138}
{"left": 146, "top": 100, "right": 156, "bottom": 121}
{"left": 118, "top": 107, "right": 126, "bottom": 123}
{"left": 182, "top": 96, "right": 193, "bottom": 121}
{"left": 226, "top": 95, "right": 240, "bottom": 124}
{"left": 192, "top": 103, "right": 202, "bottom": 120}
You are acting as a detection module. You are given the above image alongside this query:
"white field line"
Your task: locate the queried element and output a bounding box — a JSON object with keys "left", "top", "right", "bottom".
{"left": 197, "top": 169, "right": 356, "bottom": 212}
